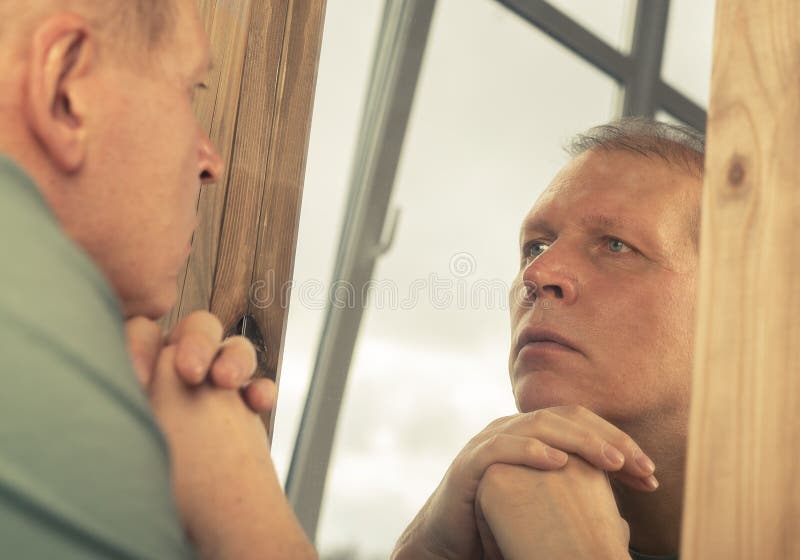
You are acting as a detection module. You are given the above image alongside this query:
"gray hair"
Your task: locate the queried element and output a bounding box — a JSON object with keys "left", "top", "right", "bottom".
{"left": 566, "top": 117, "right": 705, "bottom": 177}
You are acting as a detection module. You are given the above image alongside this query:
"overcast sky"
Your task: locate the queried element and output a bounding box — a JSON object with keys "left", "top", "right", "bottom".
{"left": 270, "top": 1, "right": 715, "bottom": 557}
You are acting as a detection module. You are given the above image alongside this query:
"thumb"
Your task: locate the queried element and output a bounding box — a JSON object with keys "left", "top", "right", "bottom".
{"left": 125, "top": 316, "right": 164, "bottom": 389}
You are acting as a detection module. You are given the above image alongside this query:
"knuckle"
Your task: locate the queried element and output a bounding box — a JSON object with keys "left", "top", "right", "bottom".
{"left": 561, "top": 404, "right": 586, "bottom": 419}
{"left": 483, "top": 433, "right": 502, "bottom": 453}
{"left": 525, "top": 438, "right": 545, "bottom": 457}
{"left": 525, "top": 408, "right": 547, "bottom": 426}
{"left": 580, "top": 431, "right": 603, "bottom": 451}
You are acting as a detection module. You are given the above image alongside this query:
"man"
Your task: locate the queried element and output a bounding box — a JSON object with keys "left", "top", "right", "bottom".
{"left": 0, "top": 1, "right": 314, "bottom": 558}
{"left": 392, "top": 118, "right": 704, "bottom": 559}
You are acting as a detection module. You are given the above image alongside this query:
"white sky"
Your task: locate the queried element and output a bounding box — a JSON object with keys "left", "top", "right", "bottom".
{"left": 272, "top": 1, "right": 715, "bottom": 558}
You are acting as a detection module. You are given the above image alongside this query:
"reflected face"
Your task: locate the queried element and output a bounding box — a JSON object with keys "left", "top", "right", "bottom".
{"left": 64, "top": 0, "right": 223, "bottom": 319}
{"left": 508, "top": 149, "right": 700, "bottom": 424}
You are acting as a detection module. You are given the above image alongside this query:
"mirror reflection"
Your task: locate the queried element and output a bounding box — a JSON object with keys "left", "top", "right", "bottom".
{"left": 275, "top": 0, "right": 714, "bottom": 558}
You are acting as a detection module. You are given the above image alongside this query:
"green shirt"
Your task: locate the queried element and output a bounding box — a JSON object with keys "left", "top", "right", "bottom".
{"left": 0, "top": 156, "right": 194, "bottom": 559}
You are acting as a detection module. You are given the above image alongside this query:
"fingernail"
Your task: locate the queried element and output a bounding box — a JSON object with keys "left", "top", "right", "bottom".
{"left": 545, "top": 447, "right": 568, "bottom": 464}
{"left": 635, "top": 451, "right": 656, "bottom": 474}
{"left": 188, "top": 355, "right": 206, "bottom": 378}
{"left": 645, "top": 475, "right": 659, "bottom": 490}
{"left": 602, "top": 443, "right": 625, "bottom": 465}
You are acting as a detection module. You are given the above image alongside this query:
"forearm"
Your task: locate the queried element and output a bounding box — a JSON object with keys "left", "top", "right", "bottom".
{"left": 186, "top": 458, "right": 316, "bottom": 560}
{"left": 391, "top": 506, "right": 455, "bottom": 560}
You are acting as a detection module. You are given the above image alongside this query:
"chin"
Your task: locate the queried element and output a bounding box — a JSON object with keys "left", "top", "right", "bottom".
{"left": 512, "top": 370, "right": 603, "bottom": 414}
{"left": 120, "top": 283, "right": 178, "bottom": 320}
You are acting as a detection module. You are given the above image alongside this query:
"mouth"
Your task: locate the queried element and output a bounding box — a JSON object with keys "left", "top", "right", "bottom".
{"left": 514, "top": 327, "right": 580, "bottom": 358}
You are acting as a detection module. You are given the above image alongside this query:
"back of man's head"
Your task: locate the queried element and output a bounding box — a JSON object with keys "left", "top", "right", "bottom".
{"left": 0, "top": 0, "right": 222, "bottom": 320}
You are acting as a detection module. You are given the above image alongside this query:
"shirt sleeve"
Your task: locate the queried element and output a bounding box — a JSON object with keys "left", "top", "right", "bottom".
{"left": 0, "top": 157, "right": 195, "bottom": 559}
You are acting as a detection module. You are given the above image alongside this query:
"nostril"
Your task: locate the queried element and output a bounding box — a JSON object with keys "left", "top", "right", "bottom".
{"left": 543, "top": 285, "right": 563, "bottom": 299}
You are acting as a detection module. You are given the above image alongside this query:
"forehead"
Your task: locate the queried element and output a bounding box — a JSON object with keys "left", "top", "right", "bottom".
{"left": 521, "top": 149, "right": 700, "bottom": 238}
{"left": 159, "top": 0, "right": 212, "bottom": 72}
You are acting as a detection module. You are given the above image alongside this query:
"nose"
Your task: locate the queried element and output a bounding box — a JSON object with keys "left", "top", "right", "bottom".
{"left": 198, "top": 133, "right": 224, "bottom": 184}
{"left": 521, "top": 241, "right": 578, "bottom": 306}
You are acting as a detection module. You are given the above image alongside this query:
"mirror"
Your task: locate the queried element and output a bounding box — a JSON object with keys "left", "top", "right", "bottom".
{"left": 273, "top": 0, "right": 715, "bottom": 557}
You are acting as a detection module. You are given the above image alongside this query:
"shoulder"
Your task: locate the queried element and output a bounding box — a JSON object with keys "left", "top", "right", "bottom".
{"left": 0, "top": 157, "right": 191, "bottom": 558}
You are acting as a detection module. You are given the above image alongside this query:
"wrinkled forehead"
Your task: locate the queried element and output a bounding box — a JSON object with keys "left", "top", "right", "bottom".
{"left": 519, "top": 149, "right": 702, "bottom": 242}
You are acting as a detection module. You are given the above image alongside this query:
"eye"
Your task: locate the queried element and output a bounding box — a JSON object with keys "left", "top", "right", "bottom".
{"left": 606, "top": 237, "right": 632, "bottom": 253}
{"left": 521, "top": 240, "right": 550, "bottom": 266}
{"left": 189, "top": 82, "right": 209, "bottom": 100}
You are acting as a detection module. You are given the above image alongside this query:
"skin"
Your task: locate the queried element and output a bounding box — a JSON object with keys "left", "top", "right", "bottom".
{"left": 393, "top": 148, "right": 702, "bottom": 559}
{"left": 0, "top": 1, "right": 314, "bottom": 557}
{"left": 476, "top": 460, "right": 630, "bottom": 560}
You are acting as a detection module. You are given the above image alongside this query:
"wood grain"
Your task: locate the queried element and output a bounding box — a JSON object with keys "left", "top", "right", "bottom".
{"left": 161, "top": 0, "right": 253, "bottom": 329}
{"left": 249, "top": 0, "right": 327, "bottom": 435}
{"left": 161, "top": 0, "right": 326, "bottom": 436}
{"left": 681, "top": 1, "right": 800, "bottom": 557}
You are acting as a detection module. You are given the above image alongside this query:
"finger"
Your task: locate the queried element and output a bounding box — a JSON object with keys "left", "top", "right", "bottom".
{"left": 209, "top": 336, "right": 258, "bottom": 389}
{"left": 504, "top": 406, "right": 656, "bottom": 478}
{"left": 466, "top": 433, "right": 569, "bottom": 483}
{"left": 124, "top": 316, "right": 163, "bottom": 388}
{"left": 241, "top": 378, "right": 277, "bottom": 414}
{"left": 166, "top": 311, "right": 224, "bottom": 385}
{"left": 610, "top": 470, "right": 660, "bottom": 493}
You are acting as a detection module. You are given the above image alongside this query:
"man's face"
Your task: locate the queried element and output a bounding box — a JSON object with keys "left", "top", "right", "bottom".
{"left": 62, "top": 0, "right": 222, "bottom": 319}
{"left": 508, "top": 149, "right": 700, "bottom": 425}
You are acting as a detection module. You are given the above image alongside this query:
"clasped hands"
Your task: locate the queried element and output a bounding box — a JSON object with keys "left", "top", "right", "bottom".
{"left": 394, "top": 405, "right": 659, "bottom": 560}
{"left": 125, "top": 311, "right": 316, "bottom": 560}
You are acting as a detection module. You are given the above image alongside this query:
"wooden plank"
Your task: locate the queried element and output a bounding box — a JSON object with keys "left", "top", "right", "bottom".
{"left": 248, "top": 0, "right": 328, "bottom": 435}
{"left": 681, "top": 1, "right": 800, "bottom": 557}
{"left": 206, "top": 0, "right": 289, "bottom": 335}
{"left": 162, "top": 0, "right": 253, "bottom": 329}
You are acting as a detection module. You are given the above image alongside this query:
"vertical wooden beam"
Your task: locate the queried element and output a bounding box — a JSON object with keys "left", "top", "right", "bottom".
{"left": 247, "top": 1, "right": 327, "bottom": 435}
{"left": 162, "top": 0, "right": 253, "bottom": 329}
{"left": 681, "top": 1, "right": 800, "bottom": 557}
{"left": 162, "top": 0, "right": 326, "bottom": 436}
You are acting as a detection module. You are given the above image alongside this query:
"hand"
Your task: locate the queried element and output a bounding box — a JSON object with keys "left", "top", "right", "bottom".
{"left": 391, "top": 405, "right": 655, "bottom": 560}
{"left": 125, "top": 311, "right": 275, "bottom": 413}
{"left": 147, "top": 344, "right": 316, "bottom": 560}
{"left": 475, "top": 459, "right": 630, "bottom": 560}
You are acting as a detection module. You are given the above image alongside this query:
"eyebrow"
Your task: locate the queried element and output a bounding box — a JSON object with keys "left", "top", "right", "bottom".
{"left": 519, "top": 217, "right": 556, "bottom": 244}
{"left": 579, "top": 214, "right": 628, "bottom": 230}
{"left": 519, "top": 214, "right": 634, "bottom": 244}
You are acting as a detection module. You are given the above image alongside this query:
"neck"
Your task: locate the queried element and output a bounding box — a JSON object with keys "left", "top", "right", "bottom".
{"left": 613, "top": 414, "right": 687, "bottom": 557}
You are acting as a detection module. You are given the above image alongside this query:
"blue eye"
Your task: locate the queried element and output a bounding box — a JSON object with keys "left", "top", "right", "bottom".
{"left": 607, "top": 238, "right": 630, "bottom": 253}
{"left": 527, "top": 241, "right": 550, "bottom": 258}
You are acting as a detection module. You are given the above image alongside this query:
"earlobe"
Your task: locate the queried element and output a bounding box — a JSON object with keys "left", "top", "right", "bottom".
{"left": 23, "top": 14, "right": 94, "bottom": 174}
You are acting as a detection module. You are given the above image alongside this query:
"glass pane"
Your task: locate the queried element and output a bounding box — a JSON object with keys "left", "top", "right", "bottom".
{"left": 315, "top": 0, "right": 621, "bottom": 557}
{"left": 661, "top": 0, "right": 717, "bottom": 108}
{"left": 548, "top": 0, "right": 636, "bottom": 53}
{"left": 271, "top": 0, "right": 384, "bottom": 482}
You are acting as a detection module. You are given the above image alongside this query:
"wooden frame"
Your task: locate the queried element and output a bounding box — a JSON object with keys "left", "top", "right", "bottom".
{"left": 161, "top": 0, "right": 326, "bottom": 436}
{"left": 681, "top": 0, "right": 800, "bottom": 556}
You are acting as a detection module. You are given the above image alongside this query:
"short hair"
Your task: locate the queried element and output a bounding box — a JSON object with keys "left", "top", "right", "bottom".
{"left": 0, "top": 0, "right": 176, "bottom": 48}
{"left": 110, "top": 0, "right": 177, "bottom": 47}
{"left": 566, "top": 117, "right": 705, "bottom": 178}
{"left": 566, "top": 117, "right": 705, "bottom": 247}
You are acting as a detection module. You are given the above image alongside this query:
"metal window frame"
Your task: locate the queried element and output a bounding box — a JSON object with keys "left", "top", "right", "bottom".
{"left": 285, "top": 0, "right": 437, "bottom": 541}
{"left": 286, "top": 0, "right": 709, "bottom": 544}
{"left": 497, "top": 0, "right": 707, "bottom": 131}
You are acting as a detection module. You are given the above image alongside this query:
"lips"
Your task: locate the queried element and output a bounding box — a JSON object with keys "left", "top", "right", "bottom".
{"left": 514, "top": 327, "right": 580, "bottom": 358}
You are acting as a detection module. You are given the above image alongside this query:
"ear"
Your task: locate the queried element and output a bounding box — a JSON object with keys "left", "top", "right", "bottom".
{"left": 23, "top": 13, "right": 95, "bottom": 173}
